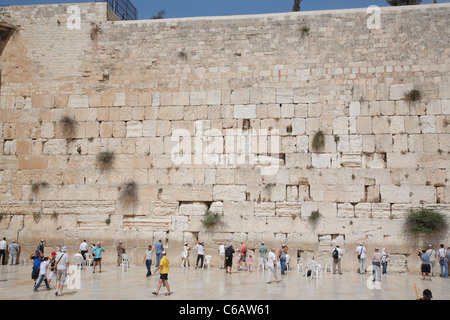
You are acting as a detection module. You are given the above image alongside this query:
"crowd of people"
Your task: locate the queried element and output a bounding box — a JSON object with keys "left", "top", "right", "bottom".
{"left": 1, "top": 236, "right": 448, "bottom": 299}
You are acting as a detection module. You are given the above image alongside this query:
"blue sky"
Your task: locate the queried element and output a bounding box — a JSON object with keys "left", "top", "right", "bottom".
{"left": 1, "top": 0, "right": 447, "bottom": 19}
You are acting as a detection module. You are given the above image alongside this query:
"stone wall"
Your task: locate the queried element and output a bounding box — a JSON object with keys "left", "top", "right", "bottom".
{"left": 0, "top": 2, "right": 449, "bottom": 272}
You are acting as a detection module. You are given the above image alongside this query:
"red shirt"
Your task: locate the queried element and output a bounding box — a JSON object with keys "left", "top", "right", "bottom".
{"left": 240, "top": 244, "right": 247, "bottom": 256}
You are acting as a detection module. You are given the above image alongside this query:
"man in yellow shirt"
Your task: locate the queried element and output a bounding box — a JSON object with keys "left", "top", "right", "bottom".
{"left": 152, "top": 251, "right": 172, "bottom": 296}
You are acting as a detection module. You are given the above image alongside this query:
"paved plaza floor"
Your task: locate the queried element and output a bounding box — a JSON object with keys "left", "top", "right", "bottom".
{"left": 1, "top": 262, "right": 449, "bottom": 301}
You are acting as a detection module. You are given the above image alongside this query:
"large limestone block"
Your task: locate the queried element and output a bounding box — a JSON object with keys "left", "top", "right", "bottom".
{"left": 178, "top": 202, "right": 209, "bottom": 216}
{"left": 439, "top": 82, "right": 450, "bottom": 99}
{"left": 371, "top": 203, "right": 391, "bottom": 219}
{"left": 337, "top": 203, "right": 355, "bottom": 218}
{"left": 275, "top": 202, "right": 301, "bottom": 217}
{"left": 68, "top": 95, "right": 89, "bottom": 108}
{"left": 213, "top": 185, "right": 246, "bottom": 201}
{"left": 311, "top": 153, "right": 332, "bottom": 168}
{"left": 223, "top": 200, "right": 254, "bottom": 217}
{"left": 254, "top": 202, "right": 276, "bottom": 217}
{"left": 260, "top": 184, "right": 286, "bottom": 202}
{"left": 233, "top": 104, "right": 256, "bottom": 119}
{"left": 380, "top": 185, "right": 411, "bottom": 203}
{"left": 389, "top": 84, "right": 415, "bottom": 100}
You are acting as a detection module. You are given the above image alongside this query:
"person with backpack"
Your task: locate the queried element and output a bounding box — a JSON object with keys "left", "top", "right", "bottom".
{"left": 332, "top": 244, "right": 343, "bottom": 275}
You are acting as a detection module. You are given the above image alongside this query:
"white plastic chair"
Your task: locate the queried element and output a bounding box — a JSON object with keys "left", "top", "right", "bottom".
{"left": 305, "top": 260, "right": 320, "bottom": 279}
{"left": 121, "top": 254, "right": 129, "bottom": 272}
{"left": 85, "top": 253, "right": 92, "bottom": 270}
{"left": 321, "top": 258, "right": 332, "bottom": 273}
{"left": 257, "top": 257, "right": 265, "bottom": 272}
{"left": 286, "top": 254, "right": 290, "bottom": 272}
{"left": 74, "top": 254, "right": 84, "bottom": 270}
{"left": 297, "top": 257, "right": 304, "bottom": 273}
{"left": 202, "top": 255, "right": 211, "bottom": 269}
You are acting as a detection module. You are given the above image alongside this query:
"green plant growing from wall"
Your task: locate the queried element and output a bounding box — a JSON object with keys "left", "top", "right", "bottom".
{"left": 404, "top": 89, "right": 421, "bottom": 101}
{"left": 300, "top": 26, "right": 310, "bottom": 37}
{"left": 405, "top": 208, "right": 447, "bottom": 235}
{"left": 60, "top": 115, "right": 77, "bottom": 139}
{"left": 90, "top": 23, "right": 102, "bottom": 41}
{"left": 201, "top": 210, "right": 221, "bottom": 227}
{"left": 119, "top": 180, "right": 138, "bottom": 207}
{"left": 96, "top": 150, "right": 115, "bottom": 170}
{"left": 312, "top": 130, "right": 325, "bottom": 151}
{"left": 308, "top": 210, "right": 321, "bottom": 223}
{"left": 31, "top": 182, "right": 48, "bottom": 194}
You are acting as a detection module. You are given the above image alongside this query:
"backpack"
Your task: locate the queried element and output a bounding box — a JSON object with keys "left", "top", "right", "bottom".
{"left": 332, "top": 249, "right": 339, "bottom": 259}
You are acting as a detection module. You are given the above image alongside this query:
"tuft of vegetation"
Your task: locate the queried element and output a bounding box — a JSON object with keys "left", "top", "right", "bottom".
{"left": 404, "top": 89, "right": 421, "bottom": 101}
{"left": 405, "top": 208, "right": 447, "bottom": 235}
{"left": 105, "top": 217, "right": 111, "bottom": 226}
{"left": 177, "top": 51, "right": 187, "bottom": 61}
{"left": 31, "top": 182, "right": 48, "bottom": 194}
{"left": 386, "top": 0, "right": 422, "bottom": 6}
{"left": 308, "top": 210, "right": 321, "bottom": 223}
{"left": 90, "top": 23, "right": 102, "bottom": 41}
{"left": 150, "top": 9, "right": 166, "bottom": 19}
{"left": 119, "top": 181, "right": 138, "bottom": 203}
{"left": 201, "top": 210, "right": 221, "bottom": 227}
{"left": 33, "top": 212, "right": 41, "bottom": 223}
{"left": 300, "top": 26, "right": 310, "bottom": 37}
{"left": 96, "top": 150, "right": 115, "bottom": 170}
{"left": 292, "top": 0, "right": 302, "bottom": 11}
{"left": 312, "top": 130, "right": 325, "bottom": 150}
{"left": 60, "top": 116, "right": 77, "bottom": 139}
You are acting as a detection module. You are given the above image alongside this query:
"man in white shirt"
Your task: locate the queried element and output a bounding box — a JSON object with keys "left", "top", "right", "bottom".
{"left": 79, "top": 240, "right": 89, "bottom": 261}
{"left": 0, "top": 237, "right": 6, "bottom": 265}
{"left": 194, "top": 242, "right": 204, "bottom": 269}
{"left": 332, "top": 244, "right": 344, "bottom": 275}
{"left": 266, "top": 248, "right": 280, "bottom": 283}
{"left": 356, "top": 242, "right": 367, "bottom": 274}
{"left": 34, "top": 256, "right": 51, "bottom": 292}
{"left": 181, "top": 243, "right": 190, "bottom": 268}
{"left": 55, "top": 246, "right": 69, "bottom": 296}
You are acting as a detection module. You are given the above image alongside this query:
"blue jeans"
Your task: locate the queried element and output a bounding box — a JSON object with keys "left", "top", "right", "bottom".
{"left": 196, "top": 254, "right": 204, "bottom": 268}
{"left": 155, "top": 253, "right": 162, "bottom": 267}
{"left": 373, "top": 262, "right": 381, "bottom": 281}
{"left": 145, "top": 260, "right": 152, "bottom": 276}
{"left": 34, "top": 275, "right": 50, "bottom": 290}
{"left": 382, "top": 261, "right": 388, "bottom": 274}
{"left": 280, "top": 258, "right": 286, "bottom": 275}
{"left": 440, "top": 260, "right": 448, "bottom": 278}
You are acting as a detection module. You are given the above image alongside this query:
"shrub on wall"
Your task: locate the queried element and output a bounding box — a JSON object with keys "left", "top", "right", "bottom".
{"left": 405, "top": 208, "right": 448, "bottom": 235}
{"left": 59, "top": 116, "right": 77, "bottom": 139}
{"left": 312, "top": 130, "right": 325, "bottom": 151}
{"left": 96, "top": 150, "right": 115, "bottom": 170}
{"left": 201, "top": 210, "right": 221, "bottom": 227}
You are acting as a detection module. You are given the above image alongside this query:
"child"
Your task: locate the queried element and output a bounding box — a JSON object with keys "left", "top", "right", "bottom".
{"left": 34, "top": 256, "right": 51, "bottom": 292}
{"left": 248, "top": 254, "right": 254, "bottom": 272}
{"left": 30, "top": 250, "right": 42, "bottom": 286}
{"left": 236, "top": 251, "right": 241, "bottom": 269}
{"left": 48, "top": 252, "right": 56, "bottom": 285}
